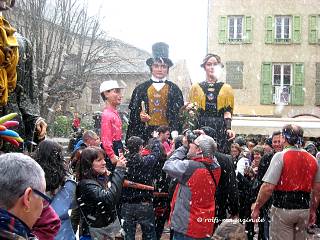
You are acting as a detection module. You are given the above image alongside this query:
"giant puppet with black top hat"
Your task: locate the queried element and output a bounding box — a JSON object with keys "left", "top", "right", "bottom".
{"left": 126, "top": 42, "right": 184, "bottom": 143}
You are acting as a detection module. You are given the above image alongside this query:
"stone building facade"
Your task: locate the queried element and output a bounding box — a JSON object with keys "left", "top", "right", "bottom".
{"left": 207, "top": 0, "right": 320, "bottom": 118}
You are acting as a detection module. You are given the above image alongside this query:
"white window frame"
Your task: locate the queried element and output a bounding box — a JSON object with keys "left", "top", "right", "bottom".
{"left": 275, "top": 16, "right": 292, "bottom": 42}
{"left": 228, "top": 16, "right": 243, "bottom": 41}
{"left": 272, "top": 63, "right": 292, "bottom": 104}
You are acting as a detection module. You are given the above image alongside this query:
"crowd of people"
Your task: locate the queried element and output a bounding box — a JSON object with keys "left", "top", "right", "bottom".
{"left": 0, "top": 4, "right": 320, "bottom": 238}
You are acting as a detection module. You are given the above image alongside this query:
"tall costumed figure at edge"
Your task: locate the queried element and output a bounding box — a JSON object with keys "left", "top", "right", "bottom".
{"left": 0, "top": 0, "right": 47, "bottom": 152}
{"left": 189, "top": 53, "right": 235, "bottom": 154}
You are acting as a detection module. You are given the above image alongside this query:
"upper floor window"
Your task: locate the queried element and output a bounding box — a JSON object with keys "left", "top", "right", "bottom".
{"left": 275, "top": 16, "right": 291, "bottom": 42}
{"left": 228, "top": 16, "right": 243, "bottom": 42}
{"left": 309, "top": 15, "right": 320, "bottom": 44}
{"left": 218, "top": 15, "right": 252, "bottom": 44}
{"left": 265, "top": 15, "right": 301, "bottom": 44}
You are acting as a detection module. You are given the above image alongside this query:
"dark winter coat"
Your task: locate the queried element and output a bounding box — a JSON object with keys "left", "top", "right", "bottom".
{"left": 76, "top": 167, "right": 126, "bottom": 234}
{"left": 215, "top": 152, "right": 239, "bottom": 221}
{"left": 126, "top": 79, "right": 184, "bottom": 142}
{"left": 121, "top": 139, "right": 162, "bottom": 203}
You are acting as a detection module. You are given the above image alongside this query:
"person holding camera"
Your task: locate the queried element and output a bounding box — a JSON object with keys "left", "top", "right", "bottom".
{"left": 163, "top": 132, "right": 221, "bottom": 239}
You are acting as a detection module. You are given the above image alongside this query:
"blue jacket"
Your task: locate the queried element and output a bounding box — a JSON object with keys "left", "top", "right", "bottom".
{"left": 51, "top": 179, "right": 77, "bottom": 240}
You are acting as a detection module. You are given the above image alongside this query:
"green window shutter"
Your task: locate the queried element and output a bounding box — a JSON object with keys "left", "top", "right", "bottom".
{"left": 315, "top": 63, "right": 320, "bottom": 105}
{"left": 218, "top": 16, "right": 227, "bottom": 44}
{"left": 265, "top": 16, "right": 274, "bottom": 44}
{"left": 244, "top": 16, "right": 252, "bottom": 43}
{"left": 309, "top": 15, "right": 318, "bottom": 44}
{"left": 260, "top": 63, "right": 273, "bottom": 104}
{"left": 292, "top": 15, "right": 301, "bottom": 43}
{"left": 291, "top": 63, "right": 304, "bottom": 105}
{"left": 226, "top": 61, "right": 243, "bottom": 89}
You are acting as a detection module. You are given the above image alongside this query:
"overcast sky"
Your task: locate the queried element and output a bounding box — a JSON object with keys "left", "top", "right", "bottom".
{"left": 89, "top": 0, "right": 208, "bottom": 82}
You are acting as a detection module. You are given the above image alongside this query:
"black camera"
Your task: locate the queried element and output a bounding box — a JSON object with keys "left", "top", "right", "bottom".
{"left": 183, "top": 129, "right": 199, "bottom": 144}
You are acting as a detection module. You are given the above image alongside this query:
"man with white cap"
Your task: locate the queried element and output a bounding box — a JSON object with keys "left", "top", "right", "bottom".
{"left": 100, "top": 80, "right": 126, "bottom": 171}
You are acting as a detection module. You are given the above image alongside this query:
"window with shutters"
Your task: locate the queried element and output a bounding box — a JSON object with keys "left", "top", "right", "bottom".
{"left": 265, "top": 15, "right": 301, "bottom": 44}
{"left": 219, "top": 15, "right": 252, "bottom": 44}
{"left": 272, "top": 64, "right": 292, "bottom": 104}
{"left": 228, "top": 16, "right": 243, "bottom": 42}
{"left": 275, "top": 16, "right": 291, "bottom": 43}
{"left": 308, "top": 15, "right": 319, "bottom": 44}
{"left": 226, "top": 61, "right": 243, "bottom": 89}
{"left": 260, "top": 63, "right": 304, "bottom": 105}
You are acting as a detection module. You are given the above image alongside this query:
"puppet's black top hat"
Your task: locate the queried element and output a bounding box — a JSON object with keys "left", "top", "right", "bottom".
{"left": 146, "top": 42, "right": 173, "bottom": 67}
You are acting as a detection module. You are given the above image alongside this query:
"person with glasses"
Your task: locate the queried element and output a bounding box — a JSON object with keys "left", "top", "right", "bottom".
{"left": 189, "top": 53, "right": 235, "bottom": 154}
{"left": 163, "top": 134, "right": 221, "bottom": 240}
{"left": 0, "top": 153, "right": 48, "bottom": 239}
{"left": 32, "top": 139, "right": 76, "bottom": 240}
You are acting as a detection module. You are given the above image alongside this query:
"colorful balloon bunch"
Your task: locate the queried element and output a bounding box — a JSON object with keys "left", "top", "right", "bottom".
{"left": 0, "top": 113, "right": 23, "bottom": 147}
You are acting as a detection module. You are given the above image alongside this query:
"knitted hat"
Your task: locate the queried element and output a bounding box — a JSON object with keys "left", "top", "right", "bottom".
{"left": 194, "top": 135, "right": 217, "bottom": 157}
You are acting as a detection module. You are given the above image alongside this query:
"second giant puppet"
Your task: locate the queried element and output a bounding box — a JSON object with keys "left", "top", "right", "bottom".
{"left": 126, "top": 42, "right": 184, "bottom": 142}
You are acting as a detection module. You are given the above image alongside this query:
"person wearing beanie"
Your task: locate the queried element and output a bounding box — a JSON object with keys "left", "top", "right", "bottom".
{"left": 126, "top": 42, "right": 184, "bottom": 143}
{"left": 189, "top": 53, "right": 235, "bottom": 153}
{"left": 163, "top": 133, "right": 221, "bottom": 239}
{"left": 99, "top": 80, "right": 126, "bottom": 172}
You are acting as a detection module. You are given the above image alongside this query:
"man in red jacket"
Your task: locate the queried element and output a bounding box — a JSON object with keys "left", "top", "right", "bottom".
{"left": 163, "top": 133, "right": 221, "bottom": 239}
{"left": 251, "top": 124, "right": 320, "bottom": 240}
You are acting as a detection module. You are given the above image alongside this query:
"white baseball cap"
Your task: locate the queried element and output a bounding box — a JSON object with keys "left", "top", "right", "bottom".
{"left": 99, "top": 80, "right": 124, "bottom": 93}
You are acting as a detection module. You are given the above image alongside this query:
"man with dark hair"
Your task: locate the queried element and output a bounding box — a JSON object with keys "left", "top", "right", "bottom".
{"left": 252, "top": 124, "right": 320, "bottom": 240}
{"left": 251, "top": 130, "right": 282, "bottom": 240}
{"left": 121, "top": 136, "right": 162, "bottom": 239}
{"left": 126, "top": 42, "right": 184, "bottom": 143}
{"left": 157, "top": 125, "right": 172, "bottom": 156}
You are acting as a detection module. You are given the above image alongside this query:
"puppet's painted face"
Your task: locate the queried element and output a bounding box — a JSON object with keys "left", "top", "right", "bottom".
{"left": 0, "top": 0, "right": 15, "bottom": 11}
